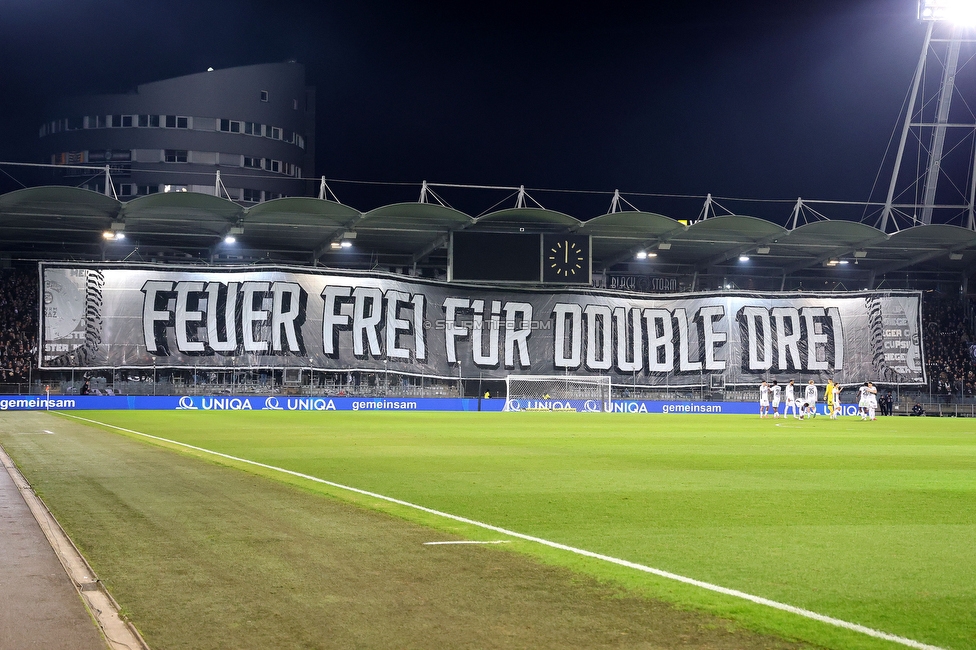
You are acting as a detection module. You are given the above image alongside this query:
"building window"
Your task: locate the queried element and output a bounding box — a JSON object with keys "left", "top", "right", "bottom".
{"left": 164, "top": 149, "right": 188, "bottom": 163}
{"left": 177, "top": 116, "right": 189, "bottom": 128}
{"left": 137, "top": 184, "right": 158, "bottom": 195}
{"left": 244, "top": 122, "right": 261, "bottom": 135}
{"left": 165, "top": 115, "right": 176, "bottom": 128}
{"left": 264, "top": 159, "right": 280, "bottom": 173}
{"left": 260, "top": 90, "right": 269, "bottom": 102}
{"left": 243, "top": 157, "right": 261, "bottom": 169}
{"left": 220, "top": 119, "right": 243, "bottom": 133}
{"left": 242, "top": 188, "right": 262, "bottom": 202}
{"left": 122, "top": 115, "right": 133, "bottom": 127}
{"left": 270, "top": 127, "right": 281, "bottom": 140}
{"left": 118, "top": 184, "right": 135, "bottom": 197}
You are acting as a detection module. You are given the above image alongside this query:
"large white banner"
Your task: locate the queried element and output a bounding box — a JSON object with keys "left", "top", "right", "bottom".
{"left": 39, "top": 264, "right": 926, "bottom": 386}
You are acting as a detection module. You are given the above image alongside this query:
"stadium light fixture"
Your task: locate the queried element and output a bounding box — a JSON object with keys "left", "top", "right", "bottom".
{"left": 738, "top": 255, "right": 750, "bottom": 262}
{"left": 839, "top": 260, "right": 849, "bottom": 265}
{"left": 756, "top": 246, "right": 770, "bottom": 255}
{"left": 340, "top": 240, "right": 353, "bottom": 248}
{"left": 223, "top": 235, "right": 236, "bottom": 244}
{"left": 115, "top": 232, "right": 126, "bottom": 241}
{"left": 919, "top": 0, "right": 976, "bottom": 24}
{"left": 102, "top": 231, "right": 114, "bottom": 239}
{"left": 949, "top": 252, "right": 964, "bottom": 260}
{"left": 636, "top": 250, "right": 648, "bottom": 260}
{"left": 330, "top": 241, "right": 342, "bottom": 250}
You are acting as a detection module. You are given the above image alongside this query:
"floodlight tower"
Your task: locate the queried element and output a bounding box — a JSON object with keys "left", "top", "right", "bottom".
{"left": 881, "top": 1, "right": 976, "bottom": 231}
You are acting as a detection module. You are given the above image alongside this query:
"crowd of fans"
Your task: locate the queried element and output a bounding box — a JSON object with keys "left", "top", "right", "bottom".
{"left": 0, "top": 268, "right": 38, "bottom": 383}
{"left": 923, "top": 293, "right": 976, "bottom": 398}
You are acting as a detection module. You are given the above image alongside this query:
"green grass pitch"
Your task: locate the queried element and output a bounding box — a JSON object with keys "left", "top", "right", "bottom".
{"left": 8, "top": 411, "right": 976, "bottom": 649}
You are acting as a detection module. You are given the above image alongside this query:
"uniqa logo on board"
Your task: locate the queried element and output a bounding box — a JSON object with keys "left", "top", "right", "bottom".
{"left": 266, "top": 397, "right": 337, "bottom": 411}
{"left": 177, "top": 396, "right": 255, "bottom": 410}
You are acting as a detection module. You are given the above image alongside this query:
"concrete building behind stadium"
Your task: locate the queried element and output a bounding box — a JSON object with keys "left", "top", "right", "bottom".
{"left": 36, "top": 62, "right": 315, "bottom": 204}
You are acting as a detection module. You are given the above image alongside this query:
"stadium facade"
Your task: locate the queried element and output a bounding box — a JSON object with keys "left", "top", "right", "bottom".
{"left": 35, "top": 63, "right": 315, "bottom": 204}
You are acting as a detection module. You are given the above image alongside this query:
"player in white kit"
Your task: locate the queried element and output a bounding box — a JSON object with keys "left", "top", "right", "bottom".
{"left": 802, "top": 380, "right": 817, "bottom": 419}
{"left": 759, "top": 381, "right": 770, "bottom": 418}
{"left": 865, "top": 381, "right": 878, "bottom": 420}
{"left": 784, "top": 379, "right": 798, "bottom": 419}
{"left": 831, "top": 381, "right": 841, "bottom": 419}
{"left": 857, "top": 382, "right": 878, "bottom": 420}
{"left": 770, "top": 380, "right": 782, "bottom": 418}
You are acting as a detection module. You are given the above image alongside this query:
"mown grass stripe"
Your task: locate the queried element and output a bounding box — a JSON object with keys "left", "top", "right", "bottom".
{"left": 61, "top": 412, "right": 946, "bottom": 650}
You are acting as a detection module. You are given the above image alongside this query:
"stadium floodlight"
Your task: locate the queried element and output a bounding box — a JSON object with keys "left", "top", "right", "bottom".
{"left": 635, "top": 250, "right": 648, "bottom": 260}
{"left": 340, "top": 240, "right": 353, "bottom": 248}
{"left": 839, "top": 260, "right": 849, "bottom": 265}
{"left": 738, "top": 255, "right": 750, "bottom": 262}
{"left": 223, "top": 235, "right": 236, "bottom": 244}
{"left": 919, "top": 0, "right": 976, "bottom": 23}
{"left": 102, "top": 231, "right": 114, "bottom": 239}
{"left": 115, "top": 232, "right": 126, "bottom": 240}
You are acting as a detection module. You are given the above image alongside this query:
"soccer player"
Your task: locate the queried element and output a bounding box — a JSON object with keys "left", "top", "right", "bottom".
{"left": 824, "top": 380, "right": 834, "bottom": 419}
{"left": 759, "top": 380, "right": 770, "bottom": 418}
{"left": 857, "top": 382, "right": 871, "bottom": 420}
{"left": 831, "top": 381, "right": 842, "bottom": 419}
{"left": 865, "top": 381, "right": 878, "bottom": 420}
{"left": 785, "top": 379, "right": 798, "bottom": 419}
{"left": 802, "top": 380, "right": 817, "bottom": 419}
{"left": 770, "top": 380, "right": 782, "bottom": 418}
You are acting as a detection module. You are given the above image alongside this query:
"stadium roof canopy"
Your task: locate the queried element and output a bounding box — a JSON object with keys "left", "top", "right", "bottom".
{"left": 1, "top": 187, "right": 974, "bottom": 287}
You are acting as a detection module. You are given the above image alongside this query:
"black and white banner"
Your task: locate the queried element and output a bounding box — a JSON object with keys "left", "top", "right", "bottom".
{"left": 40, "top": 264, "right": 926, "bottom": 386}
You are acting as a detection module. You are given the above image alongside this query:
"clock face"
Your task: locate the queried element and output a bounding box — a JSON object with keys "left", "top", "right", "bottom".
{"left": 547, "top": 239, "right": 585, "bottom": 277}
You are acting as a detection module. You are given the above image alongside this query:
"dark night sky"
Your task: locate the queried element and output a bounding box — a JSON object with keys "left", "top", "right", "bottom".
{"left": 0, "top": 1, "right": 926, "bottom": 220}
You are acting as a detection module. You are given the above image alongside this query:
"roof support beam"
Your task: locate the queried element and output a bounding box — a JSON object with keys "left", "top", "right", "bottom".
{"left": 597, "top": 237, "right": 664, "bottom": 271}
{"left": 781, "top": 234, "right": 890, "bottom": 274}
{"left": 871, "top": 242, "right": 974, "bottom": 275}
{"left": 694, "top": 234, "right": 782, "bottom": 272}
{"left": 411, "top": 233, "right": 450, "bottom": 265}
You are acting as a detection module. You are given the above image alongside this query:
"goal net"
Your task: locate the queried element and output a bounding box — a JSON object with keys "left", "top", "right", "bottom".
{"left": 504, "top": 375, "right": 612, "bottom": 412}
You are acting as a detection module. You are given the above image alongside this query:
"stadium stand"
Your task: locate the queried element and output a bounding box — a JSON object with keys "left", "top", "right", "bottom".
{"left": 0, "top": 268, "right": 38, "bottom": 386}
{"left": 923, "top": 292, "right": 976, "bottom": 398}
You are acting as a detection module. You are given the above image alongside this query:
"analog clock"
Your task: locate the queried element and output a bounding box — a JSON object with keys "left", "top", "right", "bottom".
{"left": 542, "top": 235, "right": 590, "bottom": 283}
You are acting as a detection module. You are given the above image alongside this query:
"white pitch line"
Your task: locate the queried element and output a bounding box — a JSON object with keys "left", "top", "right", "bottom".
{"left": 424, "top": 540, "right": 510, "bottom": 545}
{"left": 59, "top": 413, "right": 946, "bottom": 650}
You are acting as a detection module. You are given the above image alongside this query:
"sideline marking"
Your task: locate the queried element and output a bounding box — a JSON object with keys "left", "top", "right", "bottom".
{"left": 424, "top": 540, "right": 510, "bottom": 545}
{"left": 60, "top": 413, "right": 945, "bottom": 650}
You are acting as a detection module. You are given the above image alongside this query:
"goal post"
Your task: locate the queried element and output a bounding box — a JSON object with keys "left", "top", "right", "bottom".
{"left": 504, "top": 375, "right": 612, "bottom": 412}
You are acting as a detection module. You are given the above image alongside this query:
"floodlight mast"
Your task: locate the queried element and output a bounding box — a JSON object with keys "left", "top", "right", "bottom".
{"left": 882, "top": 4, "right": 976, "bottom": 231}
